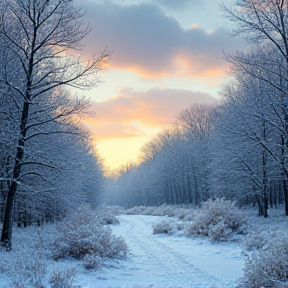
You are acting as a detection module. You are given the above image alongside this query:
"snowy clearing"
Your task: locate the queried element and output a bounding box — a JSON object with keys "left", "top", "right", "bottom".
{"left": 75, "top": 215, "right": 245, "bottom": 288}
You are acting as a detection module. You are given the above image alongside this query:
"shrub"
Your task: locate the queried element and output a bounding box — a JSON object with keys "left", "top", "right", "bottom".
{"left": 176, "top": 209, "right": 195, "bottom": 220}
{"left": 153, "top": 219, "right": 176, "bottom": 235}
{"left": 182, "top": 213, "right": 195, "bottom": 222}
{"left": 125, "top": 205, "right": 177, "bottom": 217}
{"left": 52, "top": 205, "right": 128, "bottom": 265}
{"left": 240, "top": 232, "right": 288, "bottom": 288}
{"left": 125, "top": 206, "right": 147, "bottom": 215}
{"left": 96, "top": 211, "right": 120, "bottom": 225}
{"left": 141, "top": 206, "right": 159, "bottom": 216}
{"left": 48, "top": 267, "right": 76, "bottom": 288}
{"left": 243, "top": 227, "right": 283, "bottom": 251}
{"left": 151, "top": 204, "right": 176, "bottom": 217}
{"left": 0, "top": 227, "right": 52, "bottom": 288}
{"left": 176, "top": 222, "right": 186, "bottom": 231}
{"left": 2, "top": 248, "right": 76, "bottom": 288}
{"left": 9, "top": 252, "right": 48, "bottom": 288}
{"left": 83, "top": 254, "right": 103, "bottom": 270}
{"left": 185, "top": 198, "right": 247, "bottom": 242}
{"left": 94, "top": 206, "right": 121, "bottom": 225}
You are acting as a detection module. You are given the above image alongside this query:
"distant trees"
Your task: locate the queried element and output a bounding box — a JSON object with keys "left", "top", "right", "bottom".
{"left": 0, "top": 0, "right": 109, "bottom": 249}
{"left": 177, "top": 104, "right": 220, "bottom": 203}
{"left": 104, "top": 104, "right": 219, "bottom": 208}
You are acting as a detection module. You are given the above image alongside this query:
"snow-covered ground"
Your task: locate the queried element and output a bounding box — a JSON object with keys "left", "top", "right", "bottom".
{"left": 75, "top": 215, "right": 245, "bottom": 288}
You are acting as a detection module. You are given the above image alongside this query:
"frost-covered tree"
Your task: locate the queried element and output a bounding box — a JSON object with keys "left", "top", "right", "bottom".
{"left": 222, "top": 0, "right": 288, "bottom": 215}
{"left": 210, "top": 50, "right": 286, "bottom": 216}
{"left": 177, "top": 104, "right": 220, "bottom": 202}
{"left": 0, "top": 0, "right": 110, "bottom": 250}
{"left": 12, "top": 123, "right": 104, "bottom": 227}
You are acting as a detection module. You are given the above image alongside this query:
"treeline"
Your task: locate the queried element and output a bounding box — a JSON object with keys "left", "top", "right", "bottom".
{"left": 0, "top": 0, "right": 109, "bottom": 249}
{"left": 105, "top": 0, "right": 288, "bottom": 217}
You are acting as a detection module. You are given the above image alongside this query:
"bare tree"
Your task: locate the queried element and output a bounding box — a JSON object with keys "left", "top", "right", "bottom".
{"left": 222, "top": 0, "right": 288, "bottom": 65}
{"left": 0, "top": 0, "right": 110, "bottom": 250}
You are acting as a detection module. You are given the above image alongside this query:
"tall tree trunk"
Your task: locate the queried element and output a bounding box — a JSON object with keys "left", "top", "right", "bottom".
{"left": 1, "top": 101, "right": 29, "bottom": 250}
{"left": 283, "top": 179, "right": 288, "bottom": 216}
{"left": 262, "top": 120, "right": 268, "bottom": 218}
{"left": 281, "top": 135, "right": 288, "bottom": 216}
{"left": 255, "top": 194, "right": 264, "bottom": 217}
{"left": 1, "top": 182, "right": 17, "bottom": 250}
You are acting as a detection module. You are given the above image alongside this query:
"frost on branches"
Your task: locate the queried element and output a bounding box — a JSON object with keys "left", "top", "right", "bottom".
{"left": 241, "top": 229, "right": 288, "bottom": 288}
{"left": 185, "top": 198, "right": 247, "bottom": 242}
{"left": 52, "top": 205, "right": 128, "bottom": 269}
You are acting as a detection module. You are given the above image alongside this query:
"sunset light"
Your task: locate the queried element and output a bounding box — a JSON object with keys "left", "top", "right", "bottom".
{"left": 78, "top": 0, "right": 244, "bottom": 171}
{"left": 96, "top": 136, "right": 152, "bottom": 169}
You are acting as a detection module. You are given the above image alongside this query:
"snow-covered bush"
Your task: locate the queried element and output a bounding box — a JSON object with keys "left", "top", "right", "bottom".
{"left": 185, "top": 198, "right": 247, "bottom": 242}
{"left": 153, "top": 219, "right": 176, "bottom": 235}
{"left": 240, "top": 231, "right": 288, "bottom": 288}
{"left": 182, "top": 212, "right": 195, "bottom": 222}
{"left": 125, "top": 205, "right": 174, "bottom": 217}
{"left": 151, "top": 204, "right": 176, "bottom": 217}
{"left": 83, "top": 254, "right": 103, "bottom": 270}
{"left": 139, "top": 206, "right": 160, "bottom": 216}
{"left": 96, "top": 210, "right": 120, "bottom": 225}
{"left": 0, "top": 226, "right": 51, "bottom": 287}
{"left": 243, "top": 227, "right": 283, "bottom": 251}
{"left": 125, "top": 206, "right": 148, "bottom": 215}
{"left": 94, "top": 205, "right": 121, "bottom": 225}
{"left": 8, "top": 252, "right": 48, "bottom": 288}
{"left": 176, "top": 221, "right": 186, "bottom": 231}
{"left": 176, "top": 208, "right": 195, "bottom": 220}
{"left": 1, "top": 247, "right": 76, "bottom": 288}
{"left": 48, "top": 267, "right": 76, "bottom": 288}
{"left": 52, "top": 205, "right": 128, "bottom": 265}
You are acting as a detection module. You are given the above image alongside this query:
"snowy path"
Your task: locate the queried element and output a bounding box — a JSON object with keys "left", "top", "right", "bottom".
{"left": 76, "top": 215, "right": 245, "bottom": 288}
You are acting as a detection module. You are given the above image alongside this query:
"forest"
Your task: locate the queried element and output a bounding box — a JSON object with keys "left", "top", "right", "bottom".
{"left": 0, "top": 0, "right": 288, "bottom": 288}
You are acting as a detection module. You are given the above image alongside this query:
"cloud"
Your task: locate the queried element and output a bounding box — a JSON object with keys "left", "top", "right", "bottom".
{"left": 85, "top": 0, "right": 199, "bottom": 10}
{"left": 151, "top": 0, "right": 200, "bottom": 10}
{"left": 86, "top": 123, "right": 146, "bottom": 140}
{"left": 83, "top": 87, "right": 216, "bottom": 139}
{"left": 81, "top": 2, "right": 244, "bottom": 79}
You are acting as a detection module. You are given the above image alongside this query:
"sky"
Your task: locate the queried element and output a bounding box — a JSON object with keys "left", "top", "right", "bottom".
{"left": 77, "top": 0, "right": 245, "bottom": 170}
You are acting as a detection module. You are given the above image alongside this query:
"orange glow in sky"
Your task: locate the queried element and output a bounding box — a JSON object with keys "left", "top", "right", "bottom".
{"left": 96, "top": 136, "right": 153, "bottom": 169}
{"left": 78, "top": 0, "right": 243, "bottom": 171}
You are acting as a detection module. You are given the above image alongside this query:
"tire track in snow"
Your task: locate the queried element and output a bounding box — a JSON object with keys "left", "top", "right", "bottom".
{"left": 118, "top": 215, "right": 225, "bottom": 287}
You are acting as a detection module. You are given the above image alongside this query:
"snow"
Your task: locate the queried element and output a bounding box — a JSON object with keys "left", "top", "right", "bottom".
{"left": 74, "top": 215, "right": 245, "bottom": 288}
